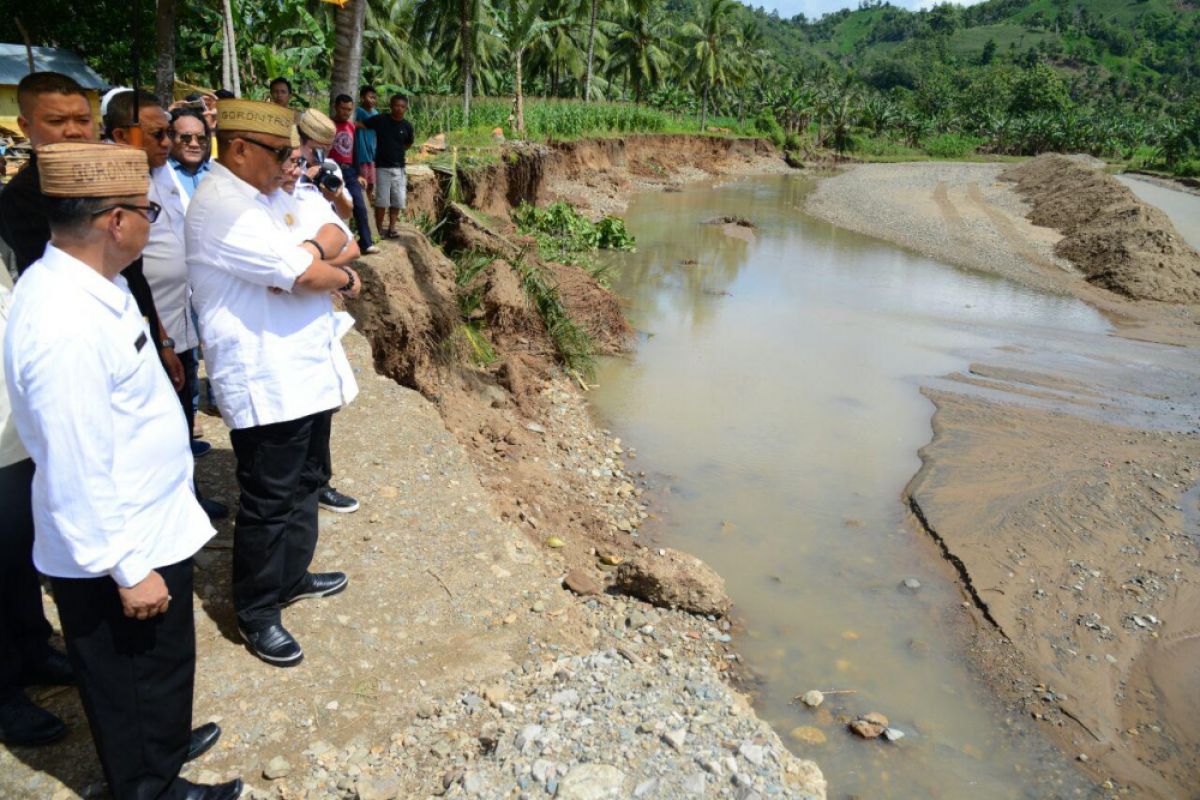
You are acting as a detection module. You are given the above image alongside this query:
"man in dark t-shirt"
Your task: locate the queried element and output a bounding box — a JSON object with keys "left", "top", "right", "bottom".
{"left": 362, "top": 94, "right": 415, "bottom": 239}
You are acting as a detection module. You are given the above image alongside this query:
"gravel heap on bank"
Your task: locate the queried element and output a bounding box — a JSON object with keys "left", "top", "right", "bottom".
{"left": 1001, "top": 155, "right": 1200, "bottom": 303}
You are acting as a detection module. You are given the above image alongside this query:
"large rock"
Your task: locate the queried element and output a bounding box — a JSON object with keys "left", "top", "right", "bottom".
{"left": 615, "top": 547, "right": 731, "bottom": 617}
{"left": 555, "top": 764, "right": 626, "bottom": 799}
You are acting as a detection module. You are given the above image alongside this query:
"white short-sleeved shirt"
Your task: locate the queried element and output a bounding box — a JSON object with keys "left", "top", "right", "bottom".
{"left": 143, "top": 164, "right": 199, "bottom": 351}
{"left": 185, "top": 161, "right": 358, "bottom": 430}
{"left": 4, "top": 246, "right": 214, "bottom": 586}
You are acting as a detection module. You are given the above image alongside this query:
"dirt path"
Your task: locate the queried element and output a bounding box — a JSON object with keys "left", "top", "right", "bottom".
{"left": 2, "top": 330, "right": 825, "bottom": 800}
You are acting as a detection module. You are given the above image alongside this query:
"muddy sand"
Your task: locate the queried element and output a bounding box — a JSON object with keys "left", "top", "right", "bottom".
{"left": 811, "top": 158, "right": 1200, "bottom": 797}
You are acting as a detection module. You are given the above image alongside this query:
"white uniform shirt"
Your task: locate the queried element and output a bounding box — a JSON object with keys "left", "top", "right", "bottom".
{"left": 143, "top": 164, "right": 199, "bottom": 351}
{"left": 4, "top": 246, "right": 214, "bottom": 586}
{"left": 0, "top": 279, "right": 29, "bottom": 468}
{"left": 185, "top": 161, "right": 358, "bottom": 430}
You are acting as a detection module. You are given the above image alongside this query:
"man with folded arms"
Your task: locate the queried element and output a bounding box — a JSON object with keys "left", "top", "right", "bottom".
{"left": 187, "top": 100, "right": 360, "bottom": 667}
{"left": 4, "top": 142, "right": 241, "bottom": 800}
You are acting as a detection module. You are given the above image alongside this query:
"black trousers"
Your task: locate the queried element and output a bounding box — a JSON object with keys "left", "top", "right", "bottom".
{"left": 52, "top": 559, "right": 195, "bottom": 800}
{"left": 230, "top": 410, "right": 332, "bottom": 630}
{"left": 174, "top": 349, "right": 197, "bottom": 437}
{"left": 338, "top": 163, "right": 374, "bottom": 251}
{"left": 0, "top": 458, "right": 53, "bottom": 700}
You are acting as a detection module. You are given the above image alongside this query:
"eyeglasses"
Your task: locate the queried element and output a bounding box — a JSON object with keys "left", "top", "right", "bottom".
{"left": 91, "top": 200, "right": 163, "bottom": 223}
{"left": 173, "top": 133, "right": 209, "bottom": 146}
{"left": 143, "top": 128, "right": 170, "bottom": 142}
{"left": 237, "top": 136, "right": 293, "bottom": 164}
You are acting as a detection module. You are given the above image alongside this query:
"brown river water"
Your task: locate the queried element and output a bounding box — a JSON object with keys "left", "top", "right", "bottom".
{"left": 589, "top": 175, "right": 1112, "bottom": 798}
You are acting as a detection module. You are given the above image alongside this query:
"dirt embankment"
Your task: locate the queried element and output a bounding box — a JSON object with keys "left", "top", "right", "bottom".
{"left": 1001, "top": 155, "right": 1200, "bottom": 304}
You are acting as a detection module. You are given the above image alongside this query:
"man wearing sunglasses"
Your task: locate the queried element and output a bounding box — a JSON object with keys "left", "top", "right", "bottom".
{"left": 186, "top": 100, "right": 360, "bottom": 668}
{"left": 5, "top": 141, "right": 241, "bottom": 800}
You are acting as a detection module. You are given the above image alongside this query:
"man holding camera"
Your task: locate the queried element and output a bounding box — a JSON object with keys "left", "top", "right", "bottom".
{"left": 186, "top": 100, "right": 361, "bottom": 667}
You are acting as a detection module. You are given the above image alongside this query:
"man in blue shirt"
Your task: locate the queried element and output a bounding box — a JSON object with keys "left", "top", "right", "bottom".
{"left": 353, "top": 86, "right": 379, "bottom": 204}
{"left": 168, "top": 110, "right": 211, "bottom": 198}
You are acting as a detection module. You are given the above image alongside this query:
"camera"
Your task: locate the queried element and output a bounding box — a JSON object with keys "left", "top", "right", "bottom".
{"left": 316, "top": 161, "right": 343, "bottom": 193}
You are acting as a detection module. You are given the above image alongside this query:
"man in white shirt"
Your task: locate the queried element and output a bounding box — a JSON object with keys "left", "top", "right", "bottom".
{"left": 4, "top": 142, "right": 241, "bottom": 800}
{"left": 186, "top": 100, "right": 361, "bottom": 667}
{"left": 106, "top": 90, "right": 227, "bottom": 521}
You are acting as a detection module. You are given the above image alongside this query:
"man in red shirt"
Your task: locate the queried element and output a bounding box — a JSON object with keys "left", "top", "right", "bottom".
{"left": 330, "top": 95, "right": 377, "bottom": 255}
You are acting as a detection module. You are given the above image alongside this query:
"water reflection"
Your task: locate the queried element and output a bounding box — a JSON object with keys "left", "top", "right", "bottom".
{"left": 591, "top": 175, "right": 1109, "bottom": 799}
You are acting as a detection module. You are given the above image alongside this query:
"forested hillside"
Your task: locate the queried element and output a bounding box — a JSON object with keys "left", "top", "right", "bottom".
{"left": 11, "top": 0, "right": 1200, "bottom": 174}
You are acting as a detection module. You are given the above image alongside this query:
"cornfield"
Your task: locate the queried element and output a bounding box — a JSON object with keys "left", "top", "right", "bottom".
{"left": 407, "top": 96, "right": 695, "bottom": 140}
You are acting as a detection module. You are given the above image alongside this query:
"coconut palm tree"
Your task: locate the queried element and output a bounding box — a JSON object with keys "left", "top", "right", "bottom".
{"left": 414, "top": 0, "right": 498, "bottom": 124}
{"left": 364, "top": 0, "right": 426, "bottom": 90}
{"left": 498, "top": 0, "right": 568, "bottom": 133}
{"left": 607, "top": 0, "right": 671, "bottom": 104}
{"left": 330, "top": 0, "right": 368, "bottom": 104}
{"left": 680, "top": 0, "right": 738, "bottom": 131}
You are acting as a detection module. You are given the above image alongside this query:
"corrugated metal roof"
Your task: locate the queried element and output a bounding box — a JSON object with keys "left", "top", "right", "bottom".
{"left": 0, "top": 44, "right": 107, "bottom": 89}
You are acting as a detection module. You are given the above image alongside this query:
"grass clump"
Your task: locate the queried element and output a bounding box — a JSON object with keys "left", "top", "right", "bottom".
{"left": 511, "top": 256, "right": 594, "bottom": 379}
{"left": 446, "top": 250, "right": 497, "bottom": 367}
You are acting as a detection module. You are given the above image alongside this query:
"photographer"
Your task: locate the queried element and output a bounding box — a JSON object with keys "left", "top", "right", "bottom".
{"left": 297, "top": 110, "right": 353, "bottom": 222}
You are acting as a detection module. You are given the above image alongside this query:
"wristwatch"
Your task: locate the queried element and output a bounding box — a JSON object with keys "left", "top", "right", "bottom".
{"left": 160, "top": 337, "right": 176, "bottom": 350}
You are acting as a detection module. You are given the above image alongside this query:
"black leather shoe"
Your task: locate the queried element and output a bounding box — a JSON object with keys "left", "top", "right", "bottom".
{"left": 318, "top": 485, "right": 359, "bottom": 513}
{"left": 186, "top": 721, "right": 221, "bottom": 762}
{"left": 282, "top": 571, "right": 349, "bottom": 606}
{"left": 238, "top": 623, "right": 303, "bottom": 667}
{"left": 20, "top": 648, "right": 75, "bottom": 687}
{"left": 0, "top": 692, "right": 67, "bottom": 746}
{"left": 179, "top": 777, "right": 243, "bottom": 800}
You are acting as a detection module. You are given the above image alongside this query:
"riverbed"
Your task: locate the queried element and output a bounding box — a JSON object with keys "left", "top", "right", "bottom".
{"left": 589, "top": 174, "right": 1112, "bottom": 798}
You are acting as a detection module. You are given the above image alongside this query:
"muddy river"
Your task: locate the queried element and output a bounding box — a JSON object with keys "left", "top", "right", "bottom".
{"left": 590, "top": 175, "right": 1109, "bottom": 798}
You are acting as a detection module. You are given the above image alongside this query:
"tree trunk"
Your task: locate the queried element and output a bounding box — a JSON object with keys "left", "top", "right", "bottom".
{"left": 222, "top": 0, "right": 241, "bottom": 96}
{"left": 460, "top": 0, "right": 473, "bottom": 124}
{"left": 330, "top": 0, "right": 367, "bottom": 107}
{"left": 515, "top": 49, "right": 525, "bottom": 134}
{"left": 154, "top": 0, "right": 176, "bottom": 107}
{"left": 700, "top": 82, "right": 709, "bottom": 130}
{"left": 584, "top": 0, "right": 598, "bottom": 101}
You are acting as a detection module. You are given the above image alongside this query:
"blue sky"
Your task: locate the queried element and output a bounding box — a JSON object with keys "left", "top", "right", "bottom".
{"left": 752, "top": 0, "right": 987, "bottom": 19}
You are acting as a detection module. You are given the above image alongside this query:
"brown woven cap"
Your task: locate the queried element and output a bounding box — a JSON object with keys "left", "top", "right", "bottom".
{"left": 37, "top": 143, "right": 149, "bottom": 198}
{"left": 297, "top": 109, "right": 336, "bottom": 147}
{"left": 217, "top": 99, "right": 294, "bottom": 138}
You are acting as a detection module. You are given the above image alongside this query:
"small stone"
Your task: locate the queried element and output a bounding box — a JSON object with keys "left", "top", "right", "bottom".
{"left": 1077, "top": 753, "right": 1089, "bottom": 763}
{"left": 800, "top": 690, "right": 824, "bottom": 708}
{"left": 564, "top": 569, "right": 601, "bottom": 596}
{"left": 498, "top": 701, "right": 518, "bottom": 718}
{"left": 849, "top": 712, "right": 889, "bottom": 739}
{"left": 633, "top": 778, "right": 659, "bottom": 797}
{"left": 899, "top": 578, "right": 921, "bottom": 593}
{"left": 355, "top": 775, "right": 401, "bottom": 800}
{"left": 883, "top": 727, "right": 905, "bottom": 742}
{"left": 789, "top": 726, "right": 826, "bottom": 745}
{"left": 483, "top": 685, "right": 509, "bottom": 707}
{"left": 532, "top": 759, "right": 555, "bottom": 783}
{"left": 525, "top": 422, "right": 546, "bottom": 434}
{"left": 662, "top": 727, "right": 687, "bottom": 751}
{"left": 554, "top": 763, "right": 626, "bottom": 799}
{"left": 738, "top": 742, "right": 765, "bottom": 767}
{"left": 460, "top": 771, "right": 486, "bottom": 795}
{"left": 532, "top": 600, "right": 547, "bottom": 613}
{"left": 683, "top": 773, "right": 707, "bottom": 794}
{"left": 263, "top": 756, "right": 291, "bottom": 779}
{"left": 516, "top": 724, "right": 543, "bottom": 752}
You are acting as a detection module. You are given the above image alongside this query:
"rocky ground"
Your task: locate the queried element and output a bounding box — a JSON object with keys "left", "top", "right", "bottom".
{"left": 2, "top": 328, "right": 825, "bottom": 800}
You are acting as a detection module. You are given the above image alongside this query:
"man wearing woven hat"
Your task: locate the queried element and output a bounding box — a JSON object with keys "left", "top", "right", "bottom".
{"left": 297, "top": 108, "right": 354, "bottom": 222}
{"left": 187, "top": 99, "right": 360, "bottom": 667}
{"left": 4, "top": 142, "right": 241, "bottom": 800}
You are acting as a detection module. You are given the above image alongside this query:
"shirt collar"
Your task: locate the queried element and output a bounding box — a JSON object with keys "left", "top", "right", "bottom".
{"left": 40, "top": 245, "right": 130, "bottom": 314}
{"left": 208, "top": 160, "right": 270, "bottom": 203}
{"left": 170, "top": 157, "right": 210, "bottom": 176}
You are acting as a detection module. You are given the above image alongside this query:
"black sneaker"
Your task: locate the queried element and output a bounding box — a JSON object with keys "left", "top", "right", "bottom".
{"left": 19, "top": 648, "right": 75, "bottom": 687}
{"left": 0, "top": 692, "right": 67, "bottom": 746}
{"left": 318, "top": 485, "right": 359, "bottom": 513}
{"left": 238, "top": 624, "right": 303, "bottom": 667}
{"left": 282, "top": 572, "right": 349, "bottom": 606}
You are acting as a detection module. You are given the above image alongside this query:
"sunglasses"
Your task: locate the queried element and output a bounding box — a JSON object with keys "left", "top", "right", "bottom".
{"left": 237, "top": 136, "right": 293, "bottom": 164}
{"left": 91, "top": 200, "right": 163, "bottom": 223}
{"left": 173, "top": 133, "right": 209, "bottom": 146}
{"left": 126, "top": 126, "right": 170, "bottom": 142}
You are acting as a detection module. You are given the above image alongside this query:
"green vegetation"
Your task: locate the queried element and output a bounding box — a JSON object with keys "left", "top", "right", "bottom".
{"left": 512, "top": 201, "right": 634, "bottom": 286}
{"left": 448, "top": 251, "right": 499, "bottom": 367}
{"left": 512, "top": 256, "right": 594, "bottom": 378}
{"left": 15, "top": 0, "right": 1199, "bottom": 174}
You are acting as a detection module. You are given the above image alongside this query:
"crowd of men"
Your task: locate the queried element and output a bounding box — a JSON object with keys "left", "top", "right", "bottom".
{"left": 0, "top": 72, "right": 414, "bottom": 800}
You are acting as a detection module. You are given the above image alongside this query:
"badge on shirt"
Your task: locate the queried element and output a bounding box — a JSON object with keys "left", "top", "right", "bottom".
{"left": 134, "top": 331, "right": 147, "bottom": 352}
